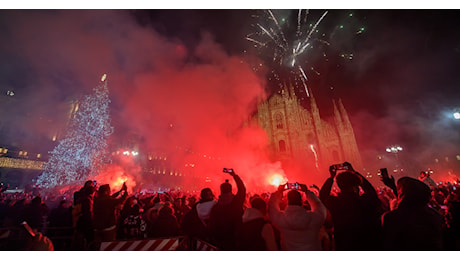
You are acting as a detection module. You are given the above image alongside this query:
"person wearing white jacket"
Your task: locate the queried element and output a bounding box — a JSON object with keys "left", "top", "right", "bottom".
{"left": 268, "top": 183, "right": 327, "bottom": 250}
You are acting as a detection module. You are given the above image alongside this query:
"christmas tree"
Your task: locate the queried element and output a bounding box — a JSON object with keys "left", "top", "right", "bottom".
{"left": 36, "top": 74, "right": 113, "bottom": 189}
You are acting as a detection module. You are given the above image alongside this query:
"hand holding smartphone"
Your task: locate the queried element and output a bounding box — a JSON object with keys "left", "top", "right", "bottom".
{"left": 380, "top": 168, "right": 389, "bottom": 179}
{"left": 223, "top": 168, "right": 235, "bottom": 175}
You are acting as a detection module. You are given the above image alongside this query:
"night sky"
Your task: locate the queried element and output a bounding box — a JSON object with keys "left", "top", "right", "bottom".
{"left": 0, "top": 8, "right": 459, "bottom": 186}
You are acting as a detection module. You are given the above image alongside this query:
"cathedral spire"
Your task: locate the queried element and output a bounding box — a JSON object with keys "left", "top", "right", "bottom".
{"left": 289, "top": 82, "right": 296, "bottom": 99}
{"left": 333, "top": 99, "right": 343, "bottom": 129}
{"left": 310, "top": 88, "right": 318, "bottom": 112}
{"left": 310, "top": 88, "right": 322, "bottom": 134}
{"left": 338, "top": 98, "right": 352, "bottom": 128}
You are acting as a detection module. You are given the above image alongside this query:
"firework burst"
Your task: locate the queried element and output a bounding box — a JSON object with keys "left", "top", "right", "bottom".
{"left": 246, "top": 10, "right": 363, "bottom": 97}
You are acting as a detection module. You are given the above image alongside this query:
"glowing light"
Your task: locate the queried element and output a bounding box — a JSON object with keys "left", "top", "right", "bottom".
{"left": 0, "top": 157, "right": 45, "bottom": 170}
{"left": 36, "top": 76, "right": 113, "bottom": 189}
{"left": 453, "top": 112, "right": 460, "bottom": 119}
{"left": 309, "top": 144, "right": 320, "bottom": 172}
{"left": 268, "top": 173, "right": 288, "bottom": 187}
{"left": 246, "top": 9, "right": 330, "bottom": 97}
{"left": 101, "top": 74, "right": 107, "bottom": 82}
{"left": 386, "top": 145, "right": 403, "bottom": 153}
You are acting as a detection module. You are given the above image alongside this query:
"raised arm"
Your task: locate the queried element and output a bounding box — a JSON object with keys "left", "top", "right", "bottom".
{"left": 344, "top": 162, "right": 380, "bottom": 203}
{"left": 379, "top": 168, "right": 398, "bottom": 197}
{"left": 230, "top": 170, "right": 246, "bottom": 207}
{"left": 319, "top": 165, "right": 336, "bottom": 203}
{"left": 268, "top": 186, "right": 284, "bottom": 227}
{"left": 300, "top": 184, "right": 327, "bottom": 220}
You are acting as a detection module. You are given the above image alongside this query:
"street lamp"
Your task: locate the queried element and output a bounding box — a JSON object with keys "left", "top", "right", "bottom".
{"left": 386, "top": 145, "right": 403, "bottom": 154}
{"left": 386, "top": 145, "right": 403, "bottom": 170}
{"left": 454, "top": 111, "right": 460, "bottom": 120}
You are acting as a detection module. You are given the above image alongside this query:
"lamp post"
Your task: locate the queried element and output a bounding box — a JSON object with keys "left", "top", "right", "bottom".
{"left": 453, "top": 111, "right": 460, "bottom": 120}
{"left": 386, "top": 145, "right": 403, "bottom": 170}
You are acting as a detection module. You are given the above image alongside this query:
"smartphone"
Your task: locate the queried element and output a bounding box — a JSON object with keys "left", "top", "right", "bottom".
{"left": 285, "top": 182, "right": 300, "bottom": 190}
{"left": 21, "top": 221, "right": 35, "bottom": 237}
{"left": 223, "top": 168, "right": 234, "bottom": 174}
{"left": 380, "top": 168, "right": 389, "bottom": 178}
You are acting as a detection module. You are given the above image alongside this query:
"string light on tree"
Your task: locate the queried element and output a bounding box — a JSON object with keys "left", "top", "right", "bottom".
{"left": 36, "top": 74, "right": 114, "bottom": 189}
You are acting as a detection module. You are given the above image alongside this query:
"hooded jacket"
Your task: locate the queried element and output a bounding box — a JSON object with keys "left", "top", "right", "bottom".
{"left": 236, "top": 207, "right": 278, "bottom": 250}
{"left": 181, "top": 200, "right": 216, "bottom": 242}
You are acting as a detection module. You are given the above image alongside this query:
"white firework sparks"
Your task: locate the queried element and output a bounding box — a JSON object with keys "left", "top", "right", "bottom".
{"left": 247, "top": 9, "right": 330, "bottom": 97}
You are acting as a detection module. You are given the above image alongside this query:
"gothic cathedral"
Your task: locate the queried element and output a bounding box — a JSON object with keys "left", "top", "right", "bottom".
{"left": 252, "top": 86, "right": 363, "bottom": 176}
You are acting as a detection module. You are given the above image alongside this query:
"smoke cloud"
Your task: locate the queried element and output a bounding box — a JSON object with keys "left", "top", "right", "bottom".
{"left": 0, "top": 10, "right": 288, "bottom": 192}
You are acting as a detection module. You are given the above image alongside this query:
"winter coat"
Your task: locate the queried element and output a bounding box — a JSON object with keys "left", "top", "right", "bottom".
{"left": 93, "top": 193, "right": 126, "bottom": 230}
{"left": 268, "top": 190, "right": 326, "bottom": 250}
{"left": 236, "top": 207, "right": 278, "bottom": 250}
{"left": 181, "top": 200, "right": 216, "bottom": 241}
{"left": 320, "top": 177, "right": 383, "bottom": 250}
{"left": 207, "top": 174, "right": 246, "bottom": 250}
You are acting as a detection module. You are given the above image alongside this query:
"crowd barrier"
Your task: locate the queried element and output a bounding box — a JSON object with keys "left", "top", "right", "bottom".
{"left": 194, "top": 238, "right": 218, "bottom": 251}
{"left": 98, "top": 236, "right": 218, "bottom": 251}
{"left": 99, "top": 237, "right": 182, "bottom": 251}
{"left": 1, "top": 226, "right": 219, "bottom": 251}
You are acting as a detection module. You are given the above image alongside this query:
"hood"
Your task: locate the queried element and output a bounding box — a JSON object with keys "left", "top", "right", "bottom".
{"left": 196, "top": 200, "right": 217, "bottom": 221}
{"left": 242, "top": 207, "right": 265, "bottom": 223}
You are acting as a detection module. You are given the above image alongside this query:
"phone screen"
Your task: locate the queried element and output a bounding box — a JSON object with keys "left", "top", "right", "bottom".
{"left": 286, "top": 183, "right": 299, "bottom": 189}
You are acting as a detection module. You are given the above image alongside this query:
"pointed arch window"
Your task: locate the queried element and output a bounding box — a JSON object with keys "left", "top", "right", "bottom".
{"left": 275, "top": 113, "right": 284, "bottom": 129}
{"left": 332, "top": 150, "right": 339, "bottom": 161}
{"left": 279, "top": 140, "right": 286, "bottom": 152}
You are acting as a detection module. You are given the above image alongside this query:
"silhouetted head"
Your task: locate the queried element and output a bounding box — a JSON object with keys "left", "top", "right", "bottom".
{"left": 287, "top": 190, "right": 302, "bottom": 206}
{"left": 131, "top": 204, "right": 142, "bottom": 215}
{"left": 188, "top": 196, "right": 197, "bottom": 207}
{"left": 397, "top": 177, "right": 431, "bottom": 207}
{"left": 200, "top": 188, "right": 214, "bottom": 202}
{"left": 98, "top": 184, "right": 111, "bottom": 196}
{"left": 336, "top": 171, "right": 362, "bottom": 193}
{"left": 31, "top": 196, "right": 42, "bottom": 205}
{"left": 159, "top": 204, "right": 174, "bottom": 217}
{"left": 251, "top": 197, "right": 267, "bottom": 215}
{"left": 220, "top": 180, "right": 232, "bottom": 195}
{"left": 84, "top": 180, "right": 94, "bottom": 188}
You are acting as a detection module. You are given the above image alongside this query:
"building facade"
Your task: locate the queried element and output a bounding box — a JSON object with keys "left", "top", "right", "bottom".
{"left": 252, "top": 86, "right": 363, "bottom": 175}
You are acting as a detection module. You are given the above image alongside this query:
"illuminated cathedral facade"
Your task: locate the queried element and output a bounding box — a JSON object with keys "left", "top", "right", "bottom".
{"left": 252, "top": 86, "right": 363, "bottom": 175}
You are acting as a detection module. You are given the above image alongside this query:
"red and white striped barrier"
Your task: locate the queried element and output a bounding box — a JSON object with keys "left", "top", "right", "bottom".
{"left": 195, "top": 239, "right": 217, "bottom": 251}
{"left": 100, "top": 238, "right": 181, "bottom": 251}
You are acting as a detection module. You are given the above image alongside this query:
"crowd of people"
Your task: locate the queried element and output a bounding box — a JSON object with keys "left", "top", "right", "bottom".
{"left": 0, "top": 162, "right": 459, "bottom": 251}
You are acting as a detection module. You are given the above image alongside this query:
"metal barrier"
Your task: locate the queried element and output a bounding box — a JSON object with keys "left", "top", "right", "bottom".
{"left": 97, "top": 236, "right": 218, "bottom": 251}
{"left": 1, "top": 226, "right": 219, "bottom": 251}
{"left": 193, "top": 238, "right": 218, "bottom": 251}
{"left": 98, "top": 236, "right": 184, "bottom": 251}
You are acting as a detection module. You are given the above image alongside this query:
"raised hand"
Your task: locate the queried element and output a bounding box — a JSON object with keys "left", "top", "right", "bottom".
{"left": 329, "top": 165, "right": 337, "bottom": 179}
{"left": 278, "top": 184, "right": 286, "bottom": 193}
{"left": 380, "top": 173, "right": 396, "bottom": 190}
{"left": 299, "top": 184, "right": 309, "bottom": 193}
{"left": 343, "top": 161, "right": 355, "bottom": 172}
